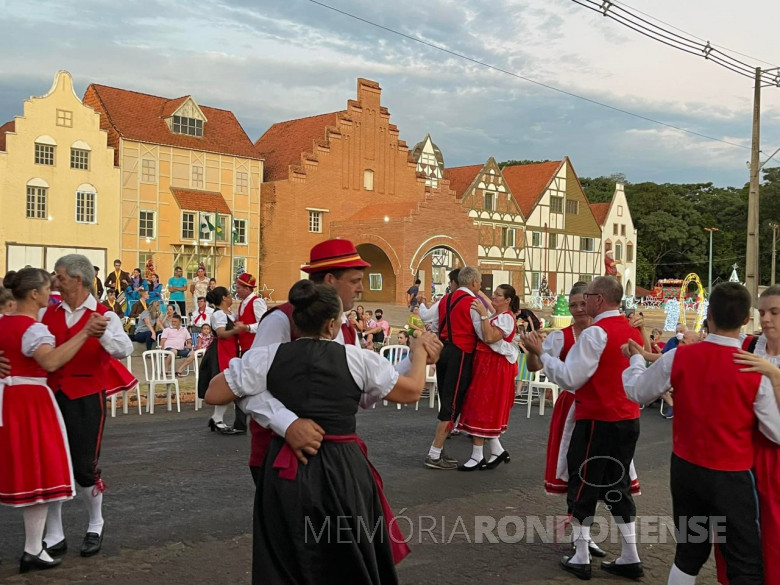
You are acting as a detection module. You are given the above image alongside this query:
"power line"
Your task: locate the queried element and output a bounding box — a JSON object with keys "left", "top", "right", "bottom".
{"left": 306, "top": 0, "right": 750, "bottom": 151}
{"left": 612, "top": 0, "right": 780, "bottom": 69}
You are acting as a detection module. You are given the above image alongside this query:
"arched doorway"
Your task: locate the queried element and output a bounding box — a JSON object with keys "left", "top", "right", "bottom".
{"left": 625, "top": 279, "right": 634, "bottom": 297}
{"left": 416, "top": 245, "right": 466, "bottom": 300}
{"left": 356, "top": 243, "right": 396, "bottom": 303}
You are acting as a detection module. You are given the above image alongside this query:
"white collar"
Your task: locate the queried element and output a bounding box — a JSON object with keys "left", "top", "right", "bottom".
{"left": 704, "top": 333, "right": 741, "bottom": 348}
{"left": 57, "top": 293, "right": 97, "bottom": 313}
{"left": 593, "top": 309, "right": 620, "bottom": 323}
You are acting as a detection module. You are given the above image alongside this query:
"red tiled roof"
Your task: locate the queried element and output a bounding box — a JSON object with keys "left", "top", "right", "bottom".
{"left": 500, "top": 161, "right": 562, "bottom": 217}
{"left": 0, "top": 120, "right": 15, "bottom": 151}
{"left": 635, "top": 285, "right": 653, "bottom": 298}
{"left": 170, "top": 187, "right": 231, "bottom": 215}
{"left": 589, "top": 202, "right": 610, "bottom": 227}
{"left": 444, "top": 164, "right": 483, "bottom": 198}
{"left": 83, "top": 84, "right": 259, "bottom": 160}
{"left": 346, "top": 202, "right": 419, "bottom": 223}
{"left": 255, "top": 112, "right": 343, "bottom": 182}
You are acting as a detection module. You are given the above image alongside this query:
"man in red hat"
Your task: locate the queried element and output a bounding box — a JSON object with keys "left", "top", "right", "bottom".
{"left": 231, "top": 272, "right": 267, "bottom": 433}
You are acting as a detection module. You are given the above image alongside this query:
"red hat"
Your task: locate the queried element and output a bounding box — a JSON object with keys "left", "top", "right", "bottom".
{"left": 301, "top": 239, "right": 371, "bottom": 274}
{"left": 235, "top": 273, "right": 256, "bottom": 288}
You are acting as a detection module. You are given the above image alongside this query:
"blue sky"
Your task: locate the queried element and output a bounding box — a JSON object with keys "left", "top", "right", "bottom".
{"left": 1, "top": 0, "right": 779, "bottom": 187}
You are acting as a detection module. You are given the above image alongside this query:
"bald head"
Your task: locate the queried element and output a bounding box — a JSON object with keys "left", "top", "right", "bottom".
{"left": 589, "top": 276, "right": 623, "bottom": 305}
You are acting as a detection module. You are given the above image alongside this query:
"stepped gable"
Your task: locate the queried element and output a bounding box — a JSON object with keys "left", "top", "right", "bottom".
{"left": 255, "top": 112, "right": 344, "bottom": 182}
{"left": 501, "top": 160, "right": 563, "bottom": 217}
{"left": 0, "top": 121, "right": 15, "bottom": 151}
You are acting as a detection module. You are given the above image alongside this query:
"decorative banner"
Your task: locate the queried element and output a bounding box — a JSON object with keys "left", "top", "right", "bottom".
{"left": 664, "top": 298, "right": 680, "bottom": 332}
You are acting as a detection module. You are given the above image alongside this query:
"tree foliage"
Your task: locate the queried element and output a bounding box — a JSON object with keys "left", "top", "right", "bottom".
{"left": 579, "top": 171, "right": 780, "bottom": 289}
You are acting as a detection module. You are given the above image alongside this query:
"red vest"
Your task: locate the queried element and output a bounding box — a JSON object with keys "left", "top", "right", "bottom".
{"left": 575, "top": 316, "right": 643, "bottom": 422}
{"left": 0, "top": 315, "right": 48, "bottom": 377}
{"left": 438, "top": 290, "right": 478, "bottom": 353}
{"left": 671, "top": 342, "right": 762, "bottom": 471}
{"left": 560, "top": 325, "right": 576, "bottom": 361}
{"left": 42, "top": 302, "right": 112, "bottom": 399}
{"left": 237, "top": 294, "right": 258, "bottom": 354}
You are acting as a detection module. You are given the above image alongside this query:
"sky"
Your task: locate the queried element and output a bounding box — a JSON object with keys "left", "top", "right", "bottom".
{"left": 1, "top": 0, "right": 779, "bottom": 187}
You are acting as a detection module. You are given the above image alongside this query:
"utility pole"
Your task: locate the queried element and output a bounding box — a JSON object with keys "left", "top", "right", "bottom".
{"left": 704, "top": 227, "right": 719, "bottom": 295}
{"left": 745, "top": 68, "right": 761, "bottom": 308}
{"left": 771, "top": 222, "right": 779, "bottom": 287}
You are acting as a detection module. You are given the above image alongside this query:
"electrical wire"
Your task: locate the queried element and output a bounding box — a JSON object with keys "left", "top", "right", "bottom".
{"left": 305, "top": 0, "right": 751, "bottom": 151}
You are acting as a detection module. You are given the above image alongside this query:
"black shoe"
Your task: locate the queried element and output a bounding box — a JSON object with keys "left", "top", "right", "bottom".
{"left": 560, "top": 555, "right": 591, "bottom": 580}
{"left": 231, "top": 426, "right": 247, "bottom": 435}
{"left": 588, "top": 542, "right": 607, "bottom": 558}
{"left": 208, "top": 419, "right": 237, "bottom": 435}
{"left": 601, "top": 560, "right": 644, "bottom": 579}
{"left": 457, "top": 457, "right": 486, "bottom": 471}
{"left": 19, "top": 550, "right": 62, "bottom": 573}
{"left": 80, "top": 532, "right": 103, "bottom": 557}
{"left": 43, "top": 538, "right": 67, "bottom": 558}
{"left": 484, "top": 450, "right": 510, "bottom": 470}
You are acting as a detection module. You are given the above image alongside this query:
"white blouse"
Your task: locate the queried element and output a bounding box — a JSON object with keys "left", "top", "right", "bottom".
{"left": 21, "top": 322, "right": 56, "bottom": 357}
{"left": 227, "top": 340, "right": 400, "bottom": 436}
{"left": 476, "top": 312, "right": 519, "bottom": 364}
{"left": 210, "top": 309, "right": 235, "bottom": 330}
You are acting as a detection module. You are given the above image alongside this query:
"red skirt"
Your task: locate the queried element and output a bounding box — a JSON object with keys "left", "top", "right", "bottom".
{"left": 716, "top": 434, "right": 780, "bottom": 585}
{"left": 0, "top": 381, "right": 74, "bottom": 507}
{"left": 457, "top": 347, "right": 518, "bottom": 438}
{"left": 105, "top": 358, "right": 138, "bottom": 397}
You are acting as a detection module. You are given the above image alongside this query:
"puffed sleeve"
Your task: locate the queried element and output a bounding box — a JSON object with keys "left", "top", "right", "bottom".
{"left": 344, "top": 345, "right": 400, "bottom": 408}
{"left": 22, "top": 323, "right": 56, "bottom": 356}
{"left": 493, "top": 313, "right": 516, "bottom": 337}
{"left": 224, "top": 344, "right": 279, "bottom": 398}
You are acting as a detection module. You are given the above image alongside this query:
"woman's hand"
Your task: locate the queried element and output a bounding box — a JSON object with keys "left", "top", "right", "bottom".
{"left": 734, "top": 349, "right": 780, "bottom": 379}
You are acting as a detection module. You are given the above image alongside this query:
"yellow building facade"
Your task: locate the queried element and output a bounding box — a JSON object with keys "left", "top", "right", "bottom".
{"left": 0, "top": 71, "right": 121, "bottom": 275}
{"left": 82, "top": 84, "right": 262, "bottom": 293}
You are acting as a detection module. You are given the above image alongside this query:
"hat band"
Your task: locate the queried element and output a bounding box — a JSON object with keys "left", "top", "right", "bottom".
{"left": 306, "top": 253, "right": 364, "bottom": 272}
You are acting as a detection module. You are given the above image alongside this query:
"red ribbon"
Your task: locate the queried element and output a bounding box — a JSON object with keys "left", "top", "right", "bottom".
{"left": 273, "top": 433, "right": 410, "bottom": 564}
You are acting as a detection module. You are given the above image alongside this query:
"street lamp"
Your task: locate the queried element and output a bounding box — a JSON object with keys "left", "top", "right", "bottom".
{"left": 704, "top": 227, "right": 719, "bottom": 295}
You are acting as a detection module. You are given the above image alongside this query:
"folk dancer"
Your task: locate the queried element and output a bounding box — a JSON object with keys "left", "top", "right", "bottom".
{"left": 623, "top": 282, "right": 780, "bottom": 585}
{"left": 524, "top": 276, "right": 645, "bottom": 580}
{"left": 40, "top": 255, "right": 133, "bottom": 558}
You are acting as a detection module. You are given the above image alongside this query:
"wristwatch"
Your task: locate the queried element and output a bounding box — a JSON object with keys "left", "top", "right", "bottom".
{"left": 480, "top": 315, "right": 488, "bottom": 321}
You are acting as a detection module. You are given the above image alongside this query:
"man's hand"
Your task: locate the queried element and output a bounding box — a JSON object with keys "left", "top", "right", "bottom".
{"left": 234, "top": 321, "right": 249, "bottom": 333}
{"left": 85, "top": 313, "right": 109, "bottom": 337}
{"left": 522, "top": 331, "right": 544, "bottom": 355}
{"left": 417, "top": 332, "right": 443, "bottom": 364}
{"left": 0, "top": 351, "right": 10, "bottom": 377}
{"left": 284, "top": 418, "right": 325, "bottom": 464}
{"left": 626, "top": 338, "right": 644, "bottom": 357}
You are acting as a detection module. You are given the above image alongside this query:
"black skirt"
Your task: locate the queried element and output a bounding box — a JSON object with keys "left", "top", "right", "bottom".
{"left": 253, "top": 437, "right": 398, "bottom": 585}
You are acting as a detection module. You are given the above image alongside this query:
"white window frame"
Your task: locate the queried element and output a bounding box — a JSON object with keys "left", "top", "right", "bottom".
{"left": 615, "top": 243, "right": 623, "bottom": 261}
{"left": 26, "top": 185, "right": 48, "bottom": 219}
{"left": 215, "top": 213, "right": 230, "bottom": 242}
{"left": 139, "top": 210, "right": 156, "bottom": 239}
{"left": 580, "top": 237, "right": 594, "bottom": 252}
{"left": 530, "top": 271, "right": 541, "bottom": 291}
{"left": 363, "top": 169, "right": 374, "bottom": 191}
{"left": 35, "top": 143, "right": 55, "bottom": 166}
{"left": 531, "top": 231, "right": 542, "bottom": 247}
{"left": 627, "top": 243, "right": 634, "bottom": 262}
{"left": 172, "top": 115, "right": 203, "bottom": 137}
{"left": 75, "top": 189, "right": 97, "bottom": 224}
{"left": 236, "top": 171, "right": 249, "bottom": 194}
{"left": 181, "top": 212, "right": 196, "bottom": 240}
{"left": 70, "top": 148, "right": 90, "bottom": 170}
{"left": 502, "top": 227, "right": 515, "bottom": 248}
{"left": 369, "top": 273, "right": 383, "bottom": 291}
{"left": 233, "top": 218, "right": 248, "bottom": 245}
{"left": 307, "top": 208, "right": 327, "bottom": 233}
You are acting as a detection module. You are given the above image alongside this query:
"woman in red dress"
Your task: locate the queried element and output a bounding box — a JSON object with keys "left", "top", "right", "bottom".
{"left": 456, "top": 284, "right": 521, "bottom": 470}
{"left": 1, "top": 268, "right": 105, "bottom": 573}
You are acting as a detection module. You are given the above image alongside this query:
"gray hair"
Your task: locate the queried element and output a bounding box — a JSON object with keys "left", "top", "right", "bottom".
{"left": 589, "top": 276, "right": 623, "bottom": 305}
{"left": 54, "top": 254, "right": 95, "bottom": 294}
{"left": 458, "top": 266, "right": 481, "bottom": 287}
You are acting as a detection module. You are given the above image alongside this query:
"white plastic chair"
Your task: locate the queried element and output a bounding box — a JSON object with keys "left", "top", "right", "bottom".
{"left": 379, "top": 345, "right": 410, "bottom": 409}
{"left": 109, "top": 355, "right": 142, "bottom": 417}
{"left": 142, "top": 350, "right": 180, "bottom": 414}
{"left": 526, "top": 372, "right": 559, "bottom": 418}
{"left": 422, "top": 364, "right": 440, "bottom": 411}
{"left": 192, "top": 348, "right": 207, "bottom": 411}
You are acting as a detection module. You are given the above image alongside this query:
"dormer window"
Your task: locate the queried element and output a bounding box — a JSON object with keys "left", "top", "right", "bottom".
{"left": 173, "top": 115, "right": 203, "bottom": 137}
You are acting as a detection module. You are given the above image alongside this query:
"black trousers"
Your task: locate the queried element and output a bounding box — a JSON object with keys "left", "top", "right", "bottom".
{"left": 567, "top": 418, "right": 639, "bottom": 525}
{"left": 233, "top": 400, "right": 247, "bottom": 431}
{"left": 55, "top": 390, "right": 106, "bottom": 488}
{"left": 671, "top": 454, "right": 763, "bottom": 584}
{"left": 435, "top": 343, "right": 474, "bottom": 423}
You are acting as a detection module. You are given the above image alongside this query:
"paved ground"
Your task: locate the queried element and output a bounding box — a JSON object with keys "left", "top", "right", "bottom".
{"left": 0, "top": 393, "right": 717, "bottom": 584}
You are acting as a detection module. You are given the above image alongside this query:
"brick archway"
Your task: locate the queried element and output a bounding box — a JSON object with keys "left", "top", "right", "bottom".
{"left": 355, "top": 239, "right": 399, "bottom": 303}
{"left": 409, "top": 235, "right": 472, "bottom": 275}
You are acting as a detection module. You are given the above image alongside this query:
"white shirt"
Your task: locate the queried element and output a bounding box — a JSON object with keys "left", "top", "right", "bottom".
{"left": 622, "top": 334, "right": 780, "bottom": 443}
{"left": 542, "top": 329, "right": 565, "bottom": 358}
{"left": 190, "top": 306, "right": 214, "bottom": 327}
{"left": 540, "top": 310, "right": 620, "bottom": 392}
{"left": 43, "top": 295, "right": 132, "bottom": 359}
{"left": 418, "top": 287, "right": 478, "bottom": 333}
{"left": 249, "top": 308, "right": 412, "bottom": 436}
{"left": 239, "top": 293, "right": 268, "bottom": 334}
{"left": 227, "top": 342, "right": 400, "bottom": 436}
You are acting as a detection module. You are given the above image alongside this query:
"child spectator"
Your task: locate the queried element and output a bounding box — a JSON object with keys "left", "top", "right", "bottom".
{"left": 407, "top": 305, "right": 425, "bottom": 338}
{"left": 363, "top": 310, "right": 377, "bottom": 347}
{"left": 177, "top": 324, "right": 214, "bottom": 377}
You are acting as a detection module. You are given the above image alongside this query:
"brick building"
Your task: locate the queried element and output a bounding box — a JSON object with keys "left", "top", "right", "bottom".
{"left": 255, "top": 78, "right": 477, "bottom": 304}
